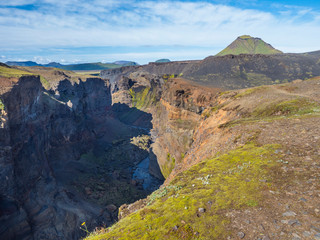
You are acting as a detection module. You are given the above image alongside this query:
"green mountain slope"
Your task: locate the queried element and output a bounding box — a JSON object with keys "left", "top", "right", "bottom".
{"left": 216, "top": 35, "right": 283, "bottom": 56}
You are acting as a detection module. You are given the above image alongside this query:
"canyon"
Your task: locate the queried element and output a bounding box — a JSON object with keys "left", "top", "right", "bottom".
{"left": 0, "top": 45, "right": 320, "bottom": 239}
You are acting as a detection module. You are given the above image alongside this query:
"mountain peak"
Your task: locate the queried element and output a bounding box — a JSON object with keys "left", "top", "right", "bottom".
{"left": 216, "top": 35, "right": 282, "bottom": 56}
{"left": 238, "top": 35, "right": 252, "bottom": 39}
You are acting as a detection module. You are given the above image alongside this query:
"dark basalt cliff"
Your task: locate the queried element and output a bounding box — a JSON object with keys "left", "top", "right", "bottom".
{"left": 101, "top": 52, "right": 320, "bottom": 89}
{"left": 0, "top": 74, "right": 163, "bottom": 240}
{"left": 1, "top": 76, "right": 111, "bottom": 240}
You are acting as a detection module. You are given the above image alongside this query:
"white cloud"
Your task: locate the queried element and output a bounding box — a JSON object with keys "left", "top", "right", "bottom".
{"left": 32, "top": 56, "right": 52, "bottom": 63}
{"left": 0, "top": 0, "right": 37, "bottom": 6}
{"left": 0, "top": 0, "right": 320, "bottom": 63}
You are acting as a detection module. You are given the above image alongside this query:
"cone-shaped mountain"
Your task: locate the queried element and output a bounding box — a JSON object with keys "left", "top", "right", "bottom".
{"left": 216, "top": 35, "right": 283, "bottom": 56}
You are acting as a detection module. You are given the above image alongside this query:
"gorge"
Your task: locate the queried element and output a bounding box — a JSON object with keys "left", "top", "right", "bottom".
{"left": 1, "top": 41, "right": 320, "bottom": 239}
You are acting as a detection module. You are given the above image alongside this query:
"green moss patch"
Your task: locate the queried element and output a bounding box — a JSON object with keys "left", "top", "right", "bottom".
{"left": 130, "top": 135, "right": 151, "bottom": 150}
{"left": 129, "top": 87, "right": 157, "bottom": 110}
{"left": 85, "top": 143, "right": 281, "bottom": 240}
{"left": 0, "top": 99, "right": 4, "bottom": 110}
{"left": 40, "top": 76, "right": 50, "bottom": 89}
{"left": 161, "top": 153, "right": 176, "bottom": 179}
{"left": 0, "top": 66, "right": 34, "bottom": 78}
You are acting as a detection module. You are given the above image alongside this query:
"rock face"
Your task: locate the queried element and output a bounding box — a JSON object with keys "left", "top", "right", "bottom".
{"left": 0, "top": 76, "right": 115, "bottom": 240}
{"left": 0, "top": 73, "right": 164, "bottom": 240}
{"left": 101, "top": 68, "right": 220, "bottom": 180}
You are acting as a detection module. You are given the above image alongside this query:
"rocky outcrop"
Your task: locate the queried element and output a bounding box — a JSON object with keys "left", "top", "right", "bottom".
{"left": 0, "top": 74, "right": 164, "bottom": 240}
{"left": 101, "top": 61, "right": 197, "bottom": 93}
{"left": 0, "top": 76, "right": 113, "bottom": 240}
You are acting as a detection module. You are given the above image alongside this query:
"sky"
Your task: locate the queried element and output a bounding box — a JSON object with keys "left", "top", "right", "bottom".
{"left": 0, "top": 0, "right": 320, "bottom": 64}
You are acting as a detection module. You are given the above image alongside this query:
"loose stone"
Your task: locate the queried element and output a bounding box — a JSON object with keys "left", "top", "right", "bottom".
{"left": 198, "top": 208, "right": 206, "bottom": 213}
{"left": 237, "top": 231, "right": 245, "bottom": 239}
{"left": 282, "top": 211, "right": 296, "bottom": 217}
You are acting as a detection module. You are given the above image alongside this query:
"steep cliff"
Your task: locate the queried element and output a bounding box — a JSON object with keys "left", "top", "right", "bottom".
{"left": 103, "top": 69, "right": 220, "bottom": 179}
{"left": 0, "top": 66, "right": 164, "bottom": 240}
{"left": 1, "top": 76, "right": 113, "bottom": 240}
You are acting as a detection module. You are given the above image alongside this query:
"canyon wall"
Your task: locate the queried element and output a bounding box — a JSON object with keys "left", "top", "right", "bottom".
{"left": 0, "top": 74, "right": 163, "bottom": 240}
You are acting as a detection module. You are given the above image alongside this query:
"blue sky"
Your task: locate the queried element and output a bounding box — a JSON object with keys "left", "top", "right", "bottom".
{"left": 1, "top": 0, "right": 320, "bottom": 64}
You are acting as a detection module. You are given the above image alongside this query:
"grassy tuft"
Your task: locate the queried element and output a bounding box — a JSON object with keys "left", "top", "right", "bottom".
{"left": 0, "top": 99, "right": 4, "bottom": 110}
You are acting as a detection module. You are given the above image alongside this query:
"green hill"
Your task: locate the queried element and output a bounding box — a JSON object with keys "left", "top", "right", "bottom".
{"left": 216, "top": 35, "right": 283, "bottom": 56}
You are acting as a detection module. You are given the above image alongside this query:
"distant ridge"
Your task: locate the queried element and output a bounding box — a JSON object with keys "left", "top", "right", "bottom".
{"left": 113, "top": 61, "right": 138, "bottom": 66}
{"left": 5, "top": 61, "right": 139, "bottom": 71}
{"left": 155, "top": 59, "right": 171, "bottom": 63}
{"left": 5, "top": 61, "right": 40, "bottom": 67}
{"left": 216, "top": 35, "right": 283, "bottom": 56}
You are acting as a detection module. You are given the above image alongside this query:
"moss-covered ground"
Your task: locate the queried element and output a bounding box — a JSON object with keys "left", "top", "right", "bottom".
{"left": 219, "top": 97, "right": 320, "bottom": 128}
{"left": 0, "top": 99, "right": 4, "bottom": 110}
{"left": 85, "top": 142, "right": 281, "bottom": 240}
{"left": 161, "top": 153, "right": 176, "bottom": 179}
{"left": 0, "top": 66, "right": 34, "bottom": 78}
{"left": 129, "top": 87, "right": 157, "bottom": 110}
